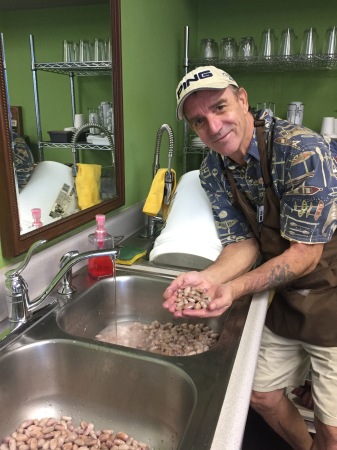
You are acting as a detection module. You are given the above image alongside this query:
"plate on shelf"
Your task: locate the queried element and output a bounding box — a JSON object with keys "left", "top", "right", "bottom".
{"left": 190, "top": 136, "right": 207, "bottom": 148}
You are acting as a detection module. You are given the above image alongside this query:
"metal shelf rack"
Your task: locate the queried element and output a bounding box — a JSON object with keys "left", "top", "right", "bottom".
{"left": 182, "top": 26, "right": 337, "bottom": 172}
{"left": 37, "top": 142, "right": 113, "bottom": 151}
{"left": 189, "top": 55, "right": 337, "bottom": 73}
{"left": 29, "top": 35, "right": 112, "bottom": 161}
{"left": 33, "top": 61, "right": 112, "bottom": 77}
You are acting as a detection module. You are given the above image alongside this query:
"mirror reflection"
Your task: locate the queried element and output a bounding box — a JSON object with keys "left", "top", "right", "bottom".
{"left": 4, "top": 8, "right": 116, "bottom": 234}
{"left": 0, "top": 0, "right": 124, "bottom": 257}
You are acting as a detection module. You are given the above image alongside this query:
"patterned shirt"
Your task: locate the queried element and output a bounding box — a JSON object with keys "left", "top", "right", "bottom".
{"left": 200, "top": 111, "right": 337, "bottom": 246}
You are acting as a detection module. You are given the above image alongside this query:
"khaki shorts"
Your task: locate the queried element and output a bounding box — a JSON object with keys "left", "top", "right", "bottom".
{"left": 253, "top": 325, "right": 337, "bottom": 426}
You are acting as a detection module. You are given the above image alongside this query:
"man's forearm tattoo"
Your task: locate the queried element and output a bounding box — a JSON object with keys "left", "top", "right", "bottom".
{"left": 268, "top": 264, "right": 296, "bottom": 288}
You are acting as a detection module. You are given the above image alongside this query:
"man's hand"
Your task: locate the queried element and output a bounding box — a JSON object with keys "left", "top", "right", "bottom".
{"left": 163, "top": 271, "right": 235, "bottom": 318}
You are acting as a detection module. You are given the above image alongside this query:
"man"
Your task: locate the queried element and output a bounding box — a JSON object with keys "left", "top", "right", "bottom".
{"left": 163, "top": 65, "right": 337, "bottom": 450}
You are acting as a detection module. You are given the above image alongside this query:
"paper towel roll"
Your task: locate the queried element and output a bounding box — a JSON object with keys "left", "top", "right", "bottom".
{"left": 19, "top": 161, "right": 78, "bottom": 233}
{"left": 149, "top": 170, "right": 222, "bottom": 269}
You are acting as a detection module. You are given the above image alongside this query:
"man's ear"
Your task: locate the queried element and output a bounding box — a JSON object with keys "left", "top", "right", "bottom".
{"left": 238, "top": 87, "right": 249, "bottom": 113}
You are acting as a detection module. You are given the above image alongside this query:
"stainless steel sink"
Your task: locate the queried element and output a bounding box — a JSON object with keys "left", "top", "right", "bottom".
{"left": 57, "top": 267, "right": 225, "bottom": 348}
{"left": 0, "top": 339, "right": 196, "bottom": 449}
{"left": 0, "top": 265, "right": 252, "bottom": 449}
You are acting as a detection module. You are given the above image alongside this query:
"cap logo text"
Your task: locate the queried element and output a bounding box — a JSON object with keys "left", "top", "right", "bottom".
{"left": 177, "top": 69, "right": 214, "bottom": 100}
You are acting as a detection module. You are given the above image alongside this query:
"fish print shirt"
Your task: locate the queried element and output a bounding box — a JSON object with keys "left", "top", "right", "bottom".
{"left": 199, "top": 111, "right": 337, "bottom": 246}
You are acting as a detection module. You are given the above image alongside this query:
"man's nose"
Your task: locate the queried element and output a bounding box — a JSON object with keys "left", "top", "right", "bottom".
{"left": 207, "top": 116, "right": 222, "bottom": 135}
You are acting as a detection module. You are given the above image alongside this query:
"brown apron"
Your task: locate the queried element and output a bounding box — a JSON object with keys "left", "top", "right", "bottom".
{"left": 227, "top": 121, "right": 337, "bottom": 346}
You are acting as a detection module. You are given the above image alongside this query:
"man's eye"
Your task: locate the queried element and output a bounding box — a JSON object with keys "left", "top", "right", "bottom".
{"left": 192, "top": 118, "right": 204, "bottom": 128}
{"left": 216, "top": 104, "right": 225, "bottom": 112}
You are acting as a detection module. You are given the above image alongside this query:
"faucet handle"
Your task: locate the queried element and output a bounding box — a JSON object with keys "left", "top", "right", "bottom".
{"left": 59, "top": 250, "right": 79, "bottom": 268}
{"left": 5, "top": 239, "right": 47, "bottom": 279}
{"left": 58, "top": 251, "right": 79, "bottom": 295}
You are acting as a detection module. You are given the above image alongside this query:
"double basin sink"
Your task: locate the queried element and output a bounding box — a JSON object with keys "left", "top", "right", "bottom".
{"left": 0, "top": 264, "right": 251, "bottom": 449}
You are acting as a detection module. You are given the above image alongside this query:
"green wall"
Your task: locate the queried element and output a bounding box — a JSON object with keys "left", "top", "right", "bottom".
{"left": 120, "top": 0, "right": 197, "bottom": 204}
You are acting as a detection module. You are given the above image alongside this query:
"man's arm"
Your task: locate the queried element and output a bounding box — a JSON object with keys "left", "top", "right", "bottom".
{"left": 208, "top": 240, "right": 324, "bottom": 314}
{"left": 203, "top": 237, "right": 260, "bottom": 284}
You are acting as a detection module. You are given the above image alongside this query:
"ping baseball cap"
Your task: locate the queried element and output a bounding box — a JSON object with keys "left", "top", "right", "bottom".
{"left": 176, "top": 66, "right": 238, "bottom": 120}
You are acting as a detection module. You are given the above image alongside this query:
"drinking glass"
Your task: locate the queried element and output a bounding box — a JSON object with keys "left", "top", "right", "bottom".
{"left": 199, "top": 38, "right": 219, "bottom": 60}
{"left": 279, "top": 28, "right": 296, "bottom": 58}
{"left": 88, "top": 108, "right": 101, "bottom": 134}
{"left": 300, "top": 27, "right": 318, "bottom": 59}
{"left": 322, "top": 26, "right": 337, "bottom": 57}
{"left": 287, "top": 102, "right": 304, "bottom": 125}
{"left": 238, "top": 37, "right": 256, "bottom": 59}
{"left": 219, "top": 37, "right": 237, "bottom": 60}
{"left": 79, "top": 39, "right": 91, "bottom": 62}
{"left": 94, "top": 38, "right": 106, "bottom": 61}
{"left": 73, "top": 42, "right": 79, "bottom": 62}
{"left": 320, "top": 116, "right": 335, "bottom": 135}
{"left": 74, "top": 114, "right": 85, "bottom": 129}
{"left": 259, "top": 28, "right": 276, "bottom": 59}
{"left": 63, "top": 40, "right": 75, "bottom": 62}
{"left": 105, "top": 38, "right": 112, "bottom": 62}
{"left": 256, "top": 102, "right": 275, "bottom": 116}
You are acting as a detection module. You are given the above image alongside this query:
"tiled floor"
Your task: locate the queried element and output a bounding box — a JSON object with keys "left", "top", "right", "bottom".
{"left": 242, "top": 408, "right": 293, "bottom": 450}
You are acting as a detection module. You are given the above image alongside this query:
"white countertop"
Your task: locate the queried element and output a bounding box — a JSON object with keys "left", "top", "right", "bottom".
{"left": 211, "top": 291, "right": 269, "bottom": 450}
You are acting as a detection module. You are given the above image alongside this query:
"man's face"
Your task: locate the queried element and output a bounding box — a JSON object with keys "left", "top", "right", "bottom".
{"left": 183, "top": 87, "right": 251, "bottom": 161}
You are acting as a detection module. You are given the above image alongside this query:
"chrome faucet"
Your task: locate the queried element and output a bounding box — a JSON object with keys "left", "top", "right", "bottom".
{"left": 142, "top": 123, "right": 174, "bottom": 238}
{"left": 153, "top": 123, "right": 174, "bottom": 204}
{"left": 5, "top": 239, "right": 119, "bottom": 327}
{"left": 71, "top": 122, "right": 115, "bottom": 172}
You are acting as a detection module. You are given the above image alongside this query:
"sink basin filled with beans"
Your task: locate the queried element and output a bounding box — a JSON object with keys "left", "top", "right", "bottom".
{"left": 57, "top": 268, "right": 225, "bottom": 356}
{"left": 0, "top": 339, "right": 196, "bottom": 450}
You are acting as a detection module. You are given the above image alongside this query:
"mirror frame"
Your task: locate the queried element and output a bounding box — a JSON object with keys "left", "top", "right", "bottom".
{"left": 0, "top": 0, "right": 124, "bottom": 258}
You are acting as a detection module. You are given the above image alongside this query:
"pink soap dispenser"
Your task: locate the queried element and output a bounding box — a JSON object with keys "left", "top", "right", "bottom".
{"left": 88, "top": 214, "right": 114, "bottom": 279}
{"left": 31, "top": 208, "right": 43, "bottom": 229}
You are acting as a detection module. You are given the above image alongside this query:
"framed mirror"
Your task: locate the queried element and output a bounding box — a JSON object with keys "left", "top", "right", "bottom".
{"left": 0, "top": 0, "right": 124, "bottom": 258}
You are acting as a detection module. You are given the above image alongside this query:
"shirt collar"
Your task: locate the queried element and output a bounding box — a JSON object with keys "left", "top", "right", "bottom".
{"left": 221, "top": 109, "right": 274, "bottom": 168}
{"left": 222, "top": 128, "right": 260, "bottom": 169}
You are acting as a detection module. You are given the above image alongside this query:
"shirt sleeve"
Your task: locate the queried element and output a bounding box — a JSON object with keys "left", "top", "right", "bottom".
{"left": 200, "top": 152, "right": 255, "bottom": 246}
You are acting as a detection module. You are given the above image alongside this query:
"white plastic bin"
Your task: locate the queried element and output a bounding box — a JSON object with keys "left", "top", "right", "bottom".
{"left": 18, "top": 161, "right": 78, "bottom": 233}
{"left": 149, "top": 170, "right": 222, "bottom": 269}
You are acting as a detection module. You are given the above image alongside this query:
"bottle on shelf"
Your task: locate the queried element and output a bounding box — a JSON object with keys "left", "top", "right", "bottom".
{"left": 88, "top": 214, "right": 114, "bottom": 279}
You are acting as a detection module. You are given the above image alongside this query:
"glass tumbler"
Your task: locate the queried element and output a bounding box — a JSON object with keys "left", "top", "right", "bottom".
{"left": 88, "top": 108, "right": 101, "bottom": 135}
{"left": 63, "top": 40, "right": 75, "bottom": 62}
{"left": 300, "top": 27, "right": 318, "bottom": 59}
{"left": 105, "top": 38, "right": 112, "bottom": 62}
{"left": 219, "top": 37, "right": 237, "bottom": 60}
{"left": 256, "top": 102, "right": 275, "bottom": 116}
{"left": 287, "top": 102, "right": 304, "bottom": 126}
{"left": 238, "top": 37, "right": 256, "bottom": 59}
{"left": 79, "top": 39, "right": 91, "bottom": 62}
{"left": 199, "top": 38, "right": 219, "bottom": 60}
{"left": 94, "top": 38, "right": 107, "bottom": 61}
{"left": 322, "top": 26, "right": 337, "bottom": 57}
{"left": 279, "top": 28, "right": 296, "bottom": 58}
{"left": 259, "top": 28, "right": 276, "bottom": 59}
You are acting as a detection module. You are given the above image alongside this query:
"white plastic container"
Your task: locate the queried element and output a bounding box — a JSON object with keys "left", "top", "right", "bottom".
{"left": 18, "top": 161, "right": 78, "bottom": 234}
{"left": 149, "top": 170, "right": 222, "bottom": 270}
